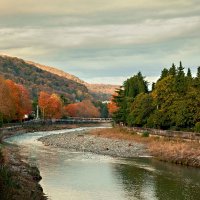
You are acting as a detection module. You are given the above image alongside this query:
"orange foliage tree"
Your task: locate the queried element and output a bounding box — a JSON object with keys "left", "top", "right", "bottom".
{"left": 0, "top": 77, "right": 32, "bottom": 122}
{"left": 107, "top": 96, "right": 118, "bottom": 117}
{"left": 64, "top": 100, "right": 100, "bottom": 118}
{"left": 6, "top": 80, "right": 32, "bottom": 121}
{"left": 0, "top": 77, "right": 14, "bottom": 122}
{"left": 38, "top": 91, "right": 63, "bottom": 119}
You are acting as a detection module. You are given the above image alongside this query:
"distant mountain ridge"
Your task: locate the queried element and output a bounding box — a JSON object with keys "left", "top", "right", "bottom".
{"left": 27, "top": 61, "right": 86, "bottom": 85}
{"left": 0, "top": 55, "right": 89, "bottom": 101}
{"left": 0, "top": 55, "right": 118, "bottom": 101}
{"left": 27, "top": 61, "right": 119, "bottom": 100}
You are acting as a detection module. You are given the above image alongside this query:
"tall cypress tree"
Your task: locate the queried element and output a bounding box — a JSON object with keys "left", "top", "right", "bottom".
{"left": 187, "top": 68, "right": 192, "bottom": 78}
{"left": 160, "top": 68, "right": 169, "bottom": 80}
{"left": 174, "top": 61, "right": 186, "bottom": 94}
{"left": 197, "top": 66, "right": 200, "bottom": 78}
{"left": 152, "top": 82, "right": 155, "bottom": 91}
{"left": 113, "top": 87, "right": 127, "bottom": 123}
{"left": 169, "top": 63, "right": 176, "bottom": 76}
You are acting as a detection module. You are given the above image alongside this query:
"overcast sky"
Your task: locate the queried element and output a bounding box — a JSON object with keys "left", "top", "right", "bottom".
{"left": 0, "top": 0, "right": 200, "bottom": 85}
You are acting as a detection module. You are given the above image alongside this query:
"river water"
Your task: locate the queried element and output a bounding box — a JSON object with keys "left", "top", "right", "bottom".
{"left": 4, "top": 127, "right": 200, "bottom": 200}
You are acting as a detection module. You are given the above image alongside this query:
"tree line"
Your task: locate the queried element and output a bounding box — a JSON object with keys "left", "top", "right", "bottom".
{"left": 0, "top": 76, "right": 109, "bottom": 126}
{"left": 38, "top": 91, "right": 102, "bottom": 119}
{"left": 111, "top": 62, "right": 200, "bottom": 132}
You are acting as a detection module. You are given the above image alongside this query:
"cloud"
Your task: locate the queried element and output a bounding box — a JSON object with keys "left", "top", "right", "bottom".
{"left": 0, "top": 0, "right": 198, "bottom": 16}
{"left": 0, "top": 0, "right": 199, "bottom": 84}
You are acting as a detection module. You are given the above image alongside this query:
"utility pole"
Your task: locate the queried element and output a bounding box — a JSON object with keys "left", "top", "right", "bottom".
{"left": 36, "top": 105, "right": 40, "bottom": 120}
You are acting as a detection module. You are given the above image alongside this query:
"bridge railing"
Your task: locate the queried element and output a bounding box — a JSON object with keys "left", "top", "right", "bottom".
{"left": 0, "top": 118, "right": 113, "bottom": 131}
{"left": 49, "top": 118, "right": 113, "bottom": 124}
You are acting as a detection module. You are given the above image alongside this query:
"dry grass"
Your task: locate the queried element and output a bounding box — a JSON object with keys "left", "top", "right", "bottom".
{"left": 89, "top": 127, "right": 156, "bottom": 143}
{"left": 89, "top": 127, "right": 200, "bottom": 167}
{"left": 149, "top": 140, "right": 200, "bottom": 167}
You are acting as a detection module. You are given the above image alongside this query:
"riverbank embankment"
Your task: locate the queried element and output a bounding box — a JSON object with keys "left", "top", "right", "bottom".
{"left": 0, "top": 123, "right": 101, "bottom": 200}
{"left": 90, "top": 128, "right": 200, "bottom": 168}
{"left": 39, "top": 127, "right": 200, "bottom": 168}
{"left": 0, "top": 145, "right": 46, "bottom": 200}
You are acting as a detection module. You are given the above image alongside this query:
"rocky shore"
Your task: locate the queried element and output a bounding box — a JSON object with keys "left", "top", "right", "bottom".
{"left": 39, "top": 130, "right": 149, "bottom": 158}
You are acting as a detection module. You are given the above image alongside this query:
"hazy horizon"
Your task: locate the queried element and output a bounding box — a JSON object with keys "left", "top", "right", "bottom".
{"left": 0, "top": 0, "right": 200, "bottom": 85}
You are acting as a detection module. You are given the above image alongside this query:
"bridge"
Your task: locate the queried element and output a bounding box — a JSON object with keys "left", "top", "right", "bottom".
{"left": 0, "top": 118, "right": 113, "bottom": 131}
{"left": 62, "top": 117, "right": 113, "bottom": 123}
{"left": 23, "top": 117, "right": 113, "bottom": 125}
{"left": 56, "top": 117, "right": 112, "bottom": 123}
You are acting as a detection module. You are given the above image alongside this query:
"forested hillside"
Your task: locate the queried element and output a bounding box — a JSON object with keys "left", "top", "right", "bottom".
{"left": 0, "top": 55, "right": 89, "bottom": 102}
{"left": 112, "top": 62, "right": 200, "bottom": 132}
{"left": 27, "top": 61, "right": 118, "bottom": 101}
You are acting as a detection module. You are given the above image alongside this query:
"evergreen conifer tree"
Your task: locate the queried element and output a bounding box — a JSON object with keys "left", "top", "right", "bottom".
{"left": 197, "top": 66, "right": 200, "bottom": 78}
{"left": 169, "top": 63, "right": 176, "bottom": 76}
{"left": 187, "top": 68, "right": 192, "bottom": 78}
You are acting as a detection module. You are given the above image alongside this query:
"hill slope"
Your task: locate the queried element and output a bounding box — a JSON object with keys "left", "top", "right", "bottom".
{"left": 27, "top": 61, "right": 119, "bottom": 100}
{"left": 27, "top": 61, "right": 85, "bottom": 85}
{"left": 0, "top": 55, "right": 89, "bottom": 101}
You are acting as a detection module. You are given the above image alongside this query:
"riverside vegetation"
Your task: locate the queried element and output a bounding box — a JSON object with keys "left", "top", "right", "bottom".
{"left": 89, "top": 128, "right": 200, "bottom": 167}
{"left": 107, "top": 63, "right": 200, "bottom": 167}
{"left": 110, "top": 62, "right": 200, "bottom": 132}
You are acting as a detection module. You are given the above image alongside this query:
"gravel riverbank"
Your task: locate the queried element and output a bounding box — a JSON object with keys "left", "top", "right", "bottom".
{"left": 38, "top": 129, "right": 149, "bottom": 158}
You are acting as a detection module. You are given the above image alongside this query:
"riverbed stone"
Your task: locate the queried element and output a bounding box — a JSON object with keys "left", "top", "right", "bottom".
{"left": 39, "top": 131, "right": 149, "bottom": 158}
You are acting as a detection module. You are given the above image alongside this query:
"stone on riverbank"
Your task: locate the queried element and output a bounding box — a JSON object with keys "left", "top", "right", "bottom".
{"left": 39, "top": 131, "right": 149, "bottom": 158}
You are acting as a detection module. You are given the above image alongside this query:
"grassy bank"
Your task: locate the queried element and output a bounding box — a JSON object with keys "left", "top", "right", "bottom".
{"left": 89, "top": 127, "right": 200, "bottom": 168}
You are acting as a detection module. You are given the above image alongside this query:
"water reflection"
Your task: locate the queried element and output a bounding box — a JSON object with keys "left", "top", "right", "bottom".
{"left": 5, "top": 128, "right": 200, "bottom": 200}
{"left": 114, "top": 158, "right": 200, "bottom": 200}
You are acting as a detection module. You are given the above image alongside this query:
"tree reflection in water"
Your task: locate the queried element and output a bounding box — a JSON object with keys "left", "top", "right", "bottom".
{"left": 113, "top": 158, "right": 200, "bottom": 200}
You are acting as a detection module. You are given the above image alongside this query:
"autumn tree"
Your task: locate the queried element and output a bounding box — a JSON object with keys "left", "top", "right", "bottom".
{"left": 0, "top": 77, "right": 14, "bottom": 124}
{"left": 64, "top": 100, "right": 100, "bottom": 118}
{"left": 47, "top": 94, "right": 63, "bottom": 119}
{"left": 107, "top": 96, "right": 118, "bottom": 117}
{"left": 38, "top": 91, "right": 51, "bottom": 119}
{"left": 0, "top": 77, "right": 32, "bottom": 124}
{"left": 38, "top": 91, "right": 63, "bottom": 119}
{"left": 6, "top": 80, "right": 32, "bottom": 121}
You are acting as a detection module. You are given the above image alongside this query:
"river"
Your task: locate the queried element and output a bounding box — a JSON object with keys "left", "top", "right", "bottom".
{"left": 4, "top": 127, "right": 200, "bottom": 200}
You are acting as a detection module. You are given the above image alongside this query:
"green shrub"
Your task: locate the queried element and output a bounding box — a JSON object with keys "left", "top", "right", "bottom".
{"left": 0, "top": 166, "right": 14, "bottom": 187}
{"left": 0, "top": 149, "right": 4, "bottom": 163}
{"left": 142, "top": 131, "right": 149, "bottom": 137}
{"left": 194, "top": 122, "right": 200, "bottom": 133}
